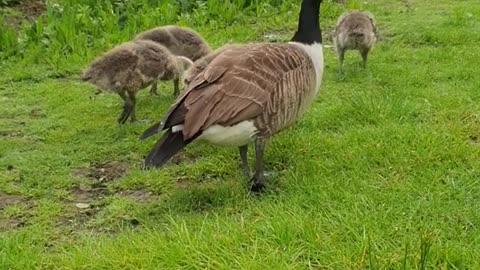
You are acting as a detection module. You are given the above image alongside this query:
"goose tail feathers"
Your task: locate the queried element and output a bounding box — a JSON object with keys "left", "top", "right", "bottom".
{"left": 143, "top": 129, "right": 198, "bottom": 169}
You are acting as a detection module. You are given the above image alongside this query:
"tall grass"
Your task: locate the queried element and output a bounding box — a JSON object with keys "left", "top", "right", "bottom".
{"left": 0, "top": 0, "right": 273, "bottom": 61}
{"left": 0, "top": 0, "right": 342, "bottom": 73}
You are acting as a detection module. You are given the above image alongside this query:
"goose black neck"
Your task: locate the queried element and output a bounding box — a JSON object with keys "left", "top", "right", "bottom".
{"left": 291, "top": 0, "right": 322, "bottom": 44}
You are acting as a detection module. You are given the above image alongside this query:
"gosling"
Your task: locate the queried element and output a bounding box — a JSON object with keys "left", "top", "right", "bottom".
{"left": 81, "top": 40, "right": 193, "bottom": 124}
{"left": 334, "top": 11, "right": 376, "bottom": 73}
{"left": 135, "top": 25, "right": 212, "bottom": 95}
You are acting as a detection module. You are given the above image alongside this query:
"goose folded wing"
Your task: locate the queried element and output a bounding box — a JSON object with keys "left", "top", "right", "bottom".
{"left": 182, "top": 47, "right": 282, "bottom": 139}
{"left": 142, "top": 45, "right": 296, "bottom": 140}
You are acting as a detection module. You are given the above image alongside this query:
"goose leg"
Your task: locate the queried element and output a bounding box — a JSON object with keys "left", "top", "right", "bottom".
{"left": 239, "top": 145, "right": 251, "bottom": 178}
{"left": 251, "top": 138, "right": 266, "bottom": 192}
{"left": 149, "top": 81, "right": 158, "bottom": 96}
{"left": 360, "top": 48, "right": 369, "bottom": 69}
{"left": 173, "top": 78, "right": 180, "bottom": 97}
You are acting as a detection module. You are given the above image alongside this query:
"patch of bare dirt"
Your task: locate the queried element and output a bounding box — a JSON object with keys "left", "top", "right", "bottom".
{"left": 0, "top": 217, "right": 26, "bottom": 231}
{"left": 174, "top": 175, "right": 195, "bottom": 188}
{"left": 68, "top": 184, "right": 109, "bottom": 203}
{"left": 0, "top": 192, "right": 28, "bottom": 210}
{"left": 469, "top": 135, "right": 479, "bottom": 144}
{"left": 2, "top": 0, "right": 45, "bottom": 28}
{"left": 118, "top": 189, "right": 160, "bottom": 203}
{"left": 29, "top": 108, "right": 46, "bottom": 119}
{"left": 169, "top": 152, "right": 198, "bottom": 166}
{"left": 59, "top": 205, "right": 100, "bottom": 229}
{"left": 0, "top": 129, "right": 24, "bottom": 138}
{"left": 59, "top": 183, "right": 161, "bottom": 230}
{"left": 73, "top": 161, "right": 129, "bottom": 182}
{"left": 59, "top": 185, "right": 107, "bottom": 229}
{"left": 0, "top": 192, "right": 33, "bottom": 231}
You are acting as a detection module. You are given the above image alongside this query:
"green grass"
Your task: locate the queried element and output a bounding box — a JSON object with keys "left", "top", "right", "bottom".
{"left": 2, "top": 0, "right": 480, "bottom": 268}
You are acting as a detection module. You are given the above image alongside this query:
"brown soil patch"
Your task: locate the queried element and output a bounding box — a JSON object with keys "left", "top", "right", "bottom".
{"left": 0, "top": 217, "right": 26, "bottom": 230}
{"left": 118, "top": 189, "right": 160, "bottom": 203}
{"left": 469, "top": 135, "right": 479, "bottom": 144}
{"left": 73, "top": 161, "right": 129, "bottom": 182}
{"left": 29, "top": 108, "right": 46, "bottom": 119}
{"left": 0, "top": 192, "right": 27, "bottom": 210}
{"left": 68, "top": 184, "right": 109, "bottom": 203}
{"left": 0, "top": 129, "right": 24, "bottom": 138}
{"left": 0, "top": 192, "right": 32, "bottom": 231}
{"left": 17, "top": 0, "right": 45, "bottom": 19}
{"left": 59, "top": 185, "right": 107, "bottom": 229}
{"left": 60, "top": 187, "right": 158, "bottom": 230}
{"left": 2, "top": 0, "right": 46, "bottom": 28}
{"left": 59, "top": 205, "right": 100, "bottom": 229}
{"left": 174, "top": 174, "right": 195, "bottom": 188}
{"left": 169, "top": 152, "right": 198, "bottom": 166}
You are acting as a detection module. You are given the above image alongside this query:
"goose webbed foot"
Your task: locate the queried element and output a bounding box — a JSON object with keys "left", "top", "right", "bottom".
{"left": 250, "top": 176, "right": 266, "bottom": 192}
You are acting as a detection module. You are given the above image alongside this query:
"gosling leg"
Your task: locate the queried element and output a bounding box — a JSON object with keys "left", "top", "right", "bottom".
{"left": 338, "top": 47, "right": 346, "bottom": 74}
{"left": 360, "top": 48, "right": 369, "bottom": 69}
{"left": 117, "top": 91, "right": 136, "bottom": 124}
{"left": 117, "top": 91, "right": 129, "bottom": 124}
{"left": 173, "top": 78, "right": 180, "bottom": 97}
{"left": 149, "top": 81, "right": 159, "bottom": 96}
{"left": 127, "top": 91, "right": 137, "bottom": 122}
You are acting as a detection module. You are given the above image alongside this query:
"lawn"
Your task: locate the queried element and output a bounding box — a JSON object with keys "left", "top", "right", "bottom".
{"left": 1, "top": 0, "right": 480, "bottom": 268}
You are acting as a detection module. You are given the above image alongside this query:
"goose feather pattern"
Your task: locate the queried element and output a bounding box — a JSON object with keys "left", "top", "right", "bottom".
{"left": 154, "top": 43, "right": 322, "bottom": 146}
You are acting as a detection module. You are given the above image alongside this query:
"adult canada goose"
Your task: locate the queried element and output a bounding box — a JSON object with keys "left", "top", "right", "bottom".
{"left": 140, "top": 0, "right": 324, "bottom": 191}
{"left": 334, "top": 10, "right": 376, "bottom": 73}
{"left": 134, "top": 25, "right": 212, "bottom": 95}
{"left": 81, "top": 40, "right": 193, "bottom": 124}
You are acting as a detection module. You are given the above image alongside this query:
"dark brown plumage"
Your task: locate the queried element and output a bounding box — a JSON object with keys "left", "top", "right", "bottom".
{"left": 180, "top": 44, "right": 316, "bottom": 140}
{"left": 334, "top": 10, "right": 376, "bottom": 73}
{"left": 81, "top": 40, "right": 193, "bottom": 124}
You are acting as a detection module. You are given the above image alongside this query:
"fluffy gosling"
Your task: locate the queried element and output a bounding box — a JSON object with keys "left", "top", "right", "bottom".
{"left": 135, "top": 25, "right": 212, "bottom": 95}
{"left": 81, "top": 40, "right": 193, "bottom": 124}
{"left": 334, "top": 10, "right": 376, "bottom": 73}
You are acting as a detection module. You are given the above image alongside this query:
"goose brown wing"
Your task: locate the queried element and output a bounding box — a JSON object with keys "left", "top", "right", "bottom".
{"left": 180, "top": 44, "right": 308, "bottom": 139}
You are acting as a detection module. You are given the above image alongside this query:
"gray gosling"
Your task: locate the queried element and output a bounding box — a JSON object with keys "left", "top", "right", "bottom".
{"left": 135, "top": 25, "right": 212, "bottom": 95}
{"left": 334, "top": 10, "right": 376, "bottom": 73}
{"left": 81, "top": 40, "right": 193, "bottom": 124}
